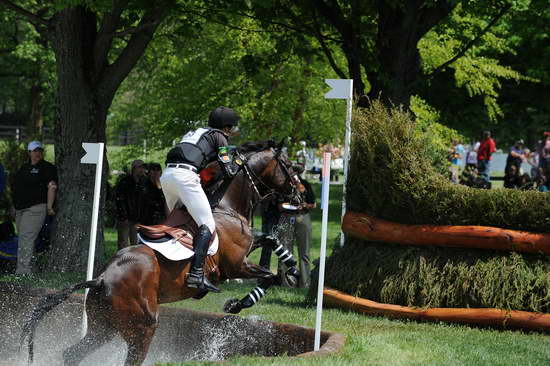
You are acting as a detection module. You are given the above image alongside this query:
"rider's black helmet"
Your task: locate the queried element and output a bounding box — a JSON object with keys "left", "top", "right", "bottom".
{"left": 208, "top": 106, "right": 240, "bottom": 129}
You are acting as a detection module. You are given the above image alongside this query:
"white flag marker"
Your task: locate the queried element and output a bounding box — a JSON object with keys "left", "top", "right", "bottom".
{"left": 324, "top": 79, "right": 353, "bottom": 99}
{"left": 314, "top": 152, "right": 332, "bottom": 351}
{"left": 80, "top": 142, "right": 104, "bottom": 338}
{"left": 324, "top": 79, "right": 353, "bottom": 247}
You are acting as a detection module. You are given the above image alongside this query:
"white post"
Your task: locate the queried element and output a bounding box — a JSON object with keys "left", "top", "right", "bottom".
{"left": 314, "top": 152, "right": 331, "bottom": 351}
{"left": 80, "top": 142, "right": 104, "bottom": 338}
{"left": 143, "top": 138, "right": 147, "bottom": 161}
{"left": 324, "top": 79, "right": 353, "bottom": 247}
{"left": 340, "top": 94, "right": 353, "bottom": 246}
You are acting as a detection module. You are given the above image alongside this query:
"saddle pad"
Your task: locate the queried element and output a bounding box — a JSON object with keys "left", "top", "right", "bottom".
{"left": 138, "top": 233, "right": 218, "bottom": 261}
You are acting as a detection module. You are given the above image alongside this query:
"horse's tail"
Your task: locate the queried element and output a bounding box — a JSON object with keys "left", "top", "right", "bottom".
{"left": 20, "top": 277, "right": 103, "bottom": 363}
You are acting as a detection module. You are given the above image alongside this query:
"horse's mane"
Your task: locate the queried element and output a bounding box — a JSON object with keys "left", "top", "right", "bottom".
{"left": 238, "top": 140, "right": 277, "bottom": 153}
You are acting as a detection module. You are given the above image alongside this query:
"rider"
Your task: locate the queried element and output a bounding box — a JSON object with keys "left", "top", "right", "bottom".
{"left": 160, "top": 106, "right": 240, "bottom": 293}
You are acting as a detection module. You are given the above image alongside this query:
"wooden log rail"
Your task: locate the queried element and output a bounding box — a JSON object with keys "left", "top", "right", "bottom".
{"left": 324, "top": 288, "right": 550, "bottom": 331}
{"left": 342, "top": 211, "right": 550, "bottom": 255}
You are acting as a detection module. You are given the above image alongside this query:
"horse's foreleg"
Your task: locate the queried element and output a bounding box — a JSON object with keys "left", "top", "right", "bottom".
{"left": 261, "top": 235, "right": 300, "bottom": 286}
{"left": 223, "top": 236, "right": 301, "bottom": 314}
{"left": 223, "top": 273, "right": 278, "bottom": 314}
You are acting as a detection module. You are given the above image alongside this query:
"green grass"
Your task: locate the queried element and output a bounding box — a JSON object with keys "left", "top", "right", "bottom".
{"left": 159, "top": 281, "right": 550, "bottom": 366}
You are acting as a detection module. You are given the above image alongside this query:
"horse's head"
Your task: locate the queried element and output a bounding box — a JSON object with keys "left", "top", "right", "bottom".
{"left": 238, "top": 140, "right": 303, "bottom": 205}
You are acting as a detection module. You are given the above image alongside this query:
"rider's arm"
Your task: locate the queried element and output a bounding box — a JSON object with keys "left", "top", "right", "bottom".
{"left": 212, "top": 132, "right": 238, "bottom": 177}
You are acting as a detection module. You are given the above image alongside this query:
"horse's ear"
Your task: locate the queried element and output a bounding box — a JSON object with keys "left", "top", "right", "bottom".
{"left": 277, "top": 138, "right": 285, "bottom": 150}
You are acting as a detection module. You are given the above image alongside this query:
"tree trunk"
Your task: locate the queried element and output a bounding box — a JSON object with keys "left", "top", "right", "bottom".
{"left": 28, "top": 80, "right": 43, "bottom": 137}
{"left": 47, "top": 8, "right": 107, "bottom": 272}
{"left": 366, "top": 1, "right": 455, "bottom": 109}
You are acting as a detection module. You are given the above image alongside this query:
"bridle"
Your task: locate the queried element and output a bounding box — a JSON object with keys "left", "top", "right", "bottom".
{"left": 239, "top": 148, "right": 301, "bottom": 204}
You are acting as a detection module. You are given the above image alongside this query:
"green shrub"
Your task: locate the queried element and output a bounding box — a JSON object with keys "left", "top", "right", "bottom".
{"left": 316, "top": 101, "right": 550, "bottom": 313}
{"left": 315, "top": 238, "right": 550, "bottom": 313}
{"left": 347, "top": 100, "right": 550, "bottom": 232}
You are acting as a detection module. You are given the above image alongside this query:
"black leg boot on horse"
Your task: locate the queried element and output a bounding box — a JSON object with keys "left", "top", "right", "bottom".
{"left": 186, "top": 224, "right": 221, "bottom": 293}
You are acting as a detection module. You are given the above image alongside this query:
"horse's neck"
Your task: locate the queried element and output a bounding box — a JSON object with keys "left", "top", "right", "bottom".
{"left": 218, "top": 172, "right": 257, "bottom": 220}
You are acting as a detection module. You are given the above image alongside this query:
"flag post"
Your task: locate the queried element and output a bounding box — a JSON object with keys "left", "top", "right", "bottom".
{"left": 80, "top": 142, "right": 104, "bottom": 338}
{"left": 314, "top": 152, "right": 331, "bottom": 350}
{"left": 324, "top": 79, "right": 353, "bottom": 247}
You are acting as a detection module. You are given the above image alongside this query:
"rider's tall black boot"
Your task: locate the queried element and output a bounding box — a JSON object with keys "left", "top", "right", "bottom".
{"left": 187, "top": 225, "right": 221, "bottom": 293}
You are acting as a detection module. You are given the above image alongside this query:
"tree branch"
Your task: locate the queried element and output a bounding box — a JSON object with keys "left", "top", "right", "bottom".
{"left": 97, "top": 6, "right": 167, "bottom": 104}
{"left": 0, "top": 0, "right": 49, "bottom": 26}
{"left": 312, "top": 13, "right": 347, "bottom": 79}
{"left": 93, "top": 0, "right": 129, "bottom": 77}
{"left": 114, "top": 20, "right": 162, "bottom": 38}
{"left": 424, "top": 4, "right": 512, "bottom": 81}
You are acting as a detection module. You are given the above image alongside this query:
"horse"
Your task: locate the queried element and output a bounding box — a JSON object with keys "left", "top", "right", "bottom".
{"left": 20, "top": 140, "right": 303, "bottom": 366}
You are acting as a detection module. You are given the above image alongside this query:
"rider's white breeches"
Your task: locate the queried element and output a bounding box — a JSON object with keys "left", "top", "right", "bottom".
{"left": 160, "top": 167, "right": 218, "bottom": 246}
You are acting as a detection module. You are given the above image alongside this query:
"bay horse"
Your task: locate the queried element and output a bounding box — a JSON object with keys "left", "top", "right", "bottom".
{"left": 20, "top": 140, "right": 303, "bottom": 366}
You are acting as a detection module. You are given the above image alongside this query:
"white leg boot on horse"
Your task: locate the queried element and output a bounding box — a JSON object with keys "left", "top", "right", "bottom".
{"left": 186, "top": 225, "right": 221, "bottom": 293}
{"left": 223, "top": 235, "right": 301, "bottom": 314}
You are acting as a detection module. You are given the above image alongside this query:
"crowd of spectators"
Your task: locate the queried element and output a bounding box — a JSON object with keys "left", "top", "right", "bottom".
{"left": 0, "top": 146, "right": 168, "bottom": 274}
{"left": 451, "top": 131, "right": 550, "bottom": 192}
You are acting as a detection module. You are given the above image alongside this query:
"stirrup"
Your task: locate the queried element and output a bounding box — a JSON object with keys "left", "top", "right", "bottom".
{"left": 187, "top": 271, "right": 221, "bottom": 293}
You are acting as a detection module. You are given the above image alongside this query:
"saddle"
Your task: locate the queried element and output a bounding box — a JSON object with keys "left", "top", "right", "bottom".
{"left": 136, "top": 209, "right": 197, "bottom": 250}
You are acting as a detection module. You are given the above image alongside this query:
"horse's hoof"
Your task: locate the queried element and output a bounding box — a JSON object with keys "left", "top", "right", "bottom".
{"left": 285, "top": 268, "right": 300, "bottom": 288}
{"left": 223, "top": 298, "right": 242, "bottom": 314}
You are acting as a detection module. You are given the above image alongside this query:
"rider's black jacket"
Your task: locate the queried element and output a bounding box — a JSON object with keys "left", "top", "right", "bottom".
{"left": 165, "top": 128, "right": 229, "bottom": 171}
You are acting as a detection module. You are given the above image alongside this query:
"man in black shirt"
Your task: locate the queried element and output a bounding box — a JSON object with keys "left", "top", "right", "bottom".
{"left": 11, "top": 141, "right": 57, "bottom": 274}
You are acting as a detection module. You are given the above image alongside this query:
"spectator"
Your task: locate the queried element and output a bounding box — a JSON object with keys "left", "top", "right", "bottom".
{"left": 277, "top": 164, "right": 316, "bottom": 288}
{"left": 465, "top": 141, "right": 479, "bottom": 170}
{"left": 296, "top": 141, "right": 308, "bottom": 177}
{"left": 449, "top": 140, "right": 465, "bottom": 184}
{"left": 506, "top": 139, "right": 527, "bottom": 173}
{"left": 258, "top": 198, "right": 282, "bottom": 270}
{"left": 0, "top": 163, "right": 5, "bottom": 197}
{"left": 503, "top": 164, "right": 520, "bottom": 189}
{"left": 539, "top": 165, "right": 550, "bottom": 192}
{"left": 11, "top": 141, "right": 57, "bottom": 274}
{"left": 139, "top": 163, "right": 167, "bottom": 225}
{"left": 114, "top": 159, "right": 146, "bottom": 249}
{"left": 477, "top": 131, "right": 496, "bottom": 186}
{"left": 524, "top": 148, "right": 539, "bottom": 179}
{"left": 539, "top": 132, "right": 550, "bottom": 170}
{"left": 518, "top": 173, "right": 534, "bottom": 190}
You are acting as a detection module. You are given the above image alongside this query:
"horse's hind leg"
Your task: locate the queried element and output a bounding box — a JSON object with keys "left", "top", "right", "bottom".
{"left": 123, "top": 324, "right": 157, "bottom": 366}
{"left": 63, "top": 330, "right": 115, "bottom": 366}
{"left": 62, "top": 319, "right": 115, "bottom": 366}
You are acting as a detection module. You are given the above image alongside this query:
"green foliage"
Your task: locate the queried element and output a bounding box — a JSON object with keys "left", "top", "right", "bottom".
{"left": 109, "top": 11, "right": 345, "bottom": 146}
{"left": 347, "top": 100, "right": 550, "bottom": 232}
{"left": 315, "top": 238, "right": 550, "bottom": 313}
{"left": 0, "top": 141, "right": 29, "bottom": 219}
{"left": 410, "top": 96, "right": 463, "bottom": 174}
{"left": 419, "top": 2, "right": 535, "bottom": 122}
{"left": 321, "top": 101, "right": 550, "bottom": 313}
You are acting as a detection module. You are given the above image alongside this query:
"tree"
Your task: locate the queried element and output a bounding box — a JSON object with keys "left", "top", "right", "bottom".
{"left": 0, "top": 0, "right": 170, "bottom": 271}
{"left": 0, "top": 10, "right": 55, "bottom": 138}
{"left": 109, "top": 12, "right": 346, "bottom": 147}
